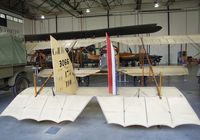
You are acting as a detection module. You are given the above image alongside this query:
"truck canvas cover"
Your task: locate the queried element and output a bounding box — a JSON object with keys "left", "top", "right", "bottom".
{"left": 0, "top": 33, "right": 26, "bottom": 66}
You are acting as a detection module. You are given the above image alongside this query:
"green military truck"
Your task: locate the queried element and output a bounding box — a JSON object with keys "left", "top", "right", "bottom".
{"left": 0, "top": 33, "right": 30, "bottom": 95}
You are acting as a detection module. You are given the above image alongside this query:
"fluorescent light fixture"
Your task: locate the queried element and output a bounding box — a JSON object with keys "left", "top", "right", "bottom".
{"left": 41, "top": 15, "right": 45, "bottom": 19}
{"left": 86, "top": 9, "right": 90, "bottom": 13}
{"left": 154, "top": 2, "right": 159, "bottom": 8}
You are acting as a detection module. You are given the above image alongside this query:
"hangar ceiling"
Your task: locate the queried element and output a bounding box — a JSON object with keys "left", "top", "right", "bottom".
{"left": 0, "top": 0, "right": 199, "bottom": 19}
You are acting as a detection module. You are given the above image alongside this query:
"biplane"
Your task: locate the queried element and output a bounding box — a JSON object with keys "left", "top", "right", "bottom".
{"left": 26, "top": 34, "right": 191, "bottom": 87}
{"left": 1, "top": 35, "right": 200, "bottom": 128}
{"left": 26, "top": 23, "right": 162, "bottom": 68}
{"left": 84, "top": 45, "right": 162, "bottom": 67}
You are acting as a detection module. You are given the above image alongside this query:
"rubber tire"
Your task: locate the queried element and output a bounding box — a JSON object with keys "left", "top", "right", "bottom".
{"left": 11, "top": 76, "right": 29, "bottom": 96}
{"left": 198, "top": 77, "right": 200, "bottom": 84}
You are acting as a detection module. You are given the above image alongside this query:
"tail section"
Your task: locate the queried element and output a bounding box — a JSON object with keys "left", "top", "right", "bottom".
{"left": 50, "top": 36, "right": 78, "bottom": 94}
{"left": 106, "top": 33, "right": 117, "bottom": 95}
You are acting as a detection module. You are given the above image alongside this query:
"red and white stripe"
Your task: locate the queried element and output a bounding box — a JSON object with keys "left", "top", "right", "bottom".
{"left": 106, "top": 33, "right": 117, "bottom": 95}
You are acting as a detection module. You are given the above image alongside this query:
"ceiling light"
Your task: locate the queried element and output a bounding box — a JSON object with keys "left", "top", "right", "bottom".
{"left": 41, "top": 15, "right": 45, "bottom": 19}
{"left": 154, "top": 2, "right": 159, "bottom": 8}
{"left": 86, "top": 9, "right": 90, "bottom": 13}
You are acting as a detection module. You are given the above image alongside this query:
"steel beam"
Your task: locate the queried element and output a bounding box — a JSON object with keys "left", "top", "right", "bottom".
{"left": 36, "top": 0, "right": 49, "bottom": 9}
{"left": 49, "top": 0, "right": 77, "bottom": 17}
{"left": 135, "top": 0, "right": 142, "bottom": 10}
{"left": 166, "top": 0, "right": 175, "bottom": 6}
{"left": 107, "top": 10, "right": 109, "bottom": 28}
{"left": 62, "top": 0, "right": 82, "bottom": 15}
{"left": 167, "top": 6, "right": 171, "bottom": 65}
{"left": 47, "top": 0, "right": 64, "bottom": 13}
{"left": 100, "top": 0, "right": 110, "bottom": 10}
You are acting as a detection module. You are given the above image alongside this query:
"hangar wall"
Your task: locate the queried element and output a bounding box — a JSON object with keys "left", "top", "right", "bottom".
{"left": 28, "top": 10, "right": 200, "bottom": 36}
{"left": 0, "top": 9, "right": 24, "bottom": 34}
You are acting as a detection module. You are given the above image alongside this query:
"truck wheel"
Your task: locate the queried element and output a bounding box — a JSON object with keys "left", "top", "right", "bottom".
{"left": 12, "top": 76, "right": 29, "bottom": 96}
{"left": 198, "top": 77, "right": 200, "bottom": 84}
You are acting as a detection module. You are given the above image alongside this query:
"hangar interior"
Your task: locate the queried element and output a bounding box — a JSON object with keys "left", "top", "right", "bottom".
{"left": 0, "top": 0, "right": 200, "bottom": 140}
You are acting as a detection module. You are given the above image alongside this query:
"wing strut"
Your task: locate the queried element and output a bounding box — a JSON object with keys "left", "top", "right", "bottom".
{"left": 140, "top": 37, "right": 162, "bottom": 98}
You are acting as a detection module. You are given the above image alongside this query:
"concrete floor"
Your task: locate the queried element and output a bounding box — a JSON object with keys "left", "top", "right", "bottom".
{"left": 0, "top": 65, "right": 200, "bottom": 140}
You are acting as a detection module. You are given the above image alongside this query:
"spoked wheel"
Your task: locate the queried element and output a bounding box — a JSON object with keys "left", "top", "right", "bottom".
{"left": 78, "top": 76, "right": 90, "bottom": 86}
{"left": 12, "top": 76, "right": 29, "bottom": 96}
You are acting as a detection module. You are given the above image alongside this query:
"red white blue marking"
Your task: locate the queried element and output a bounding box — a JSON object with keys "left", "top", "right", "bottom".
{"left": 106, "top": 33, "right": 117, "bottom": 95}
